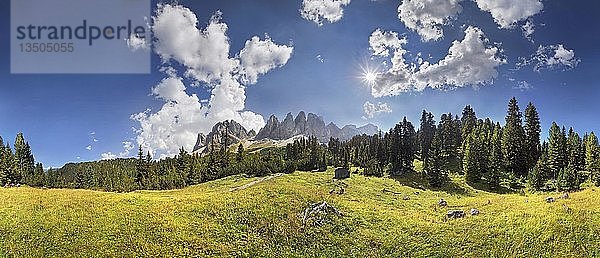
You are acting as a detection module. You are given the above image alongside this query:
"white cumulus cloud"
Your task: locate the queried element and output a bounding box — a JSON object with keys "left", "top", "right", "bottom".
{"left": 101, "top": 141, "right": 135, "bottom": 160}
{"left": 517, "top": 44, "right": 580, "bottom": 72}
{"left": 363, "top": 101, "right": 392, "bottom": 119}
{"left": 130, "top": 4, "right": 293, "bottom": 158}
{"left": 368, "top": 26, "right": 505, "bottom": 96}
{"left": 474, "top": 0, "right": 543, "bottom": 29}
{"left": 300, "top": 0, "right": 351, "bottom": 26}
{"left": 397, "top": 0, "right": 463, "bottom": 41}
{"left": 239, "top": 36, "right": 293, "bottom": 84}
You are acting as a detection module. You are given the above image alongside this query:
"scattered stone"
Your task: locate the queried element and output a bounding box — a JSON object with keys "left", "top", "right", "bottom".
{"left": 560, "top": 193, "right": 570, "bottom": 199}
{"left": 414, "top": 191, "right": 420, "bottom": 195}
{"left": 301, "top": 201, "right": 344, "bottom": 227}
{"left": 545, "top": 197, "right": 555, "bottom": 203}
{"left": 447, "top": 210, "right": 465, "bottom": 219}
{"left": 438, "top": 199, "right": 448, "bottom": 207}
{"left": 16, "top": 183, "right": 20, "bottom": 187}
{"left": 403, "top": 196, "right": 410, "bottom": 200}
{"left": 334, "top": 167, "right": 350, "bottom": 179}
{"left": 470, "top": 208, "right": 480, "bottom": 216}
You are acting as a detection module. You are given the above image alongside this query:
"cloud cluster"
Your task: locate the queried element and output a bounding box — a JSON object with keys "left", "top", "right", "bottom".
{"left": 396, "top": 0, "right": 543, "bottom": 41}
{"left": 517, "top": 44, "right": 580, "bottom": 72}
{"left": 101, "top": 141, "right": 135, "bottom": 160}
{"left": 368, "top": 26, "right": 505, "bottom": 96}
{"left": 363, "top": 101, "right": 392, "bottom": 119}
{"left": 132, "top": 4, "right": 293, "bottom": 158}
{"left": 473, "top": 0, "right": 543, "bottom": 29}
{"left": 300, "top": 0, "right": 351, "bottom": 26}
{"left": 397, "top": 0, "right": 463, "bottom": 41}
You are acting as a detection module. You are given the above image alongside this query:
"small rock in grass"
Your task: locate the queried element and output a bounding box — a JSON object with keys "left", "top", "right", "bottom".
{"left": 403, "top": 196, "right": 410, "bottom": 200}
{"left": 447, "top": 210, "right": 465, "bottom": 219}
{"left": 560, "top": 193, "right": 570, "bottom": 199}
{"left": 470, "top": 208, "right": 480, "bottom": 216}
{"left": 545, "top": 197, "right": 555, "bottom": 203}
{"left": 438, "top": 199, "right": 448, "bottom": 207}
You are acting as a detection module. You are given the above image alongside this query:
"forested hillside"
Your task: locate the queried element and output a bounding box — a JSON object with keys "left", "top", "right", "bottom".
{"left": 1, "top": 97, "right": 599, "bottom": 193}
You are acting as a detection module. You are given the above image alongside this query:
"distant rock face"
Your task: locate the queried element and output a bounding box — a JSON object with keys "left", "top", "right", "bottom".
{"left": 193, "top": 120, "right": 252, "bottom": 152}
{"left": 255, "top": 111, "right": 378, "bottom": 142}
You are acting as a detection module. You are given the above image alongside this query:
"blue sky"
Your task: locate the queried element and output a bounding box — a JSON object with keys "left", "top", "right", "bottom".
{"left": 0, "top": 0, "right": 599, "bottom": 168}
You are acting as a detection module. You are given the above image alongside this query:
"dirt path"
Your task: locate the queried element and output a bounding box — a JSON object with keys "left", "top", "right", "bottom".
{"left": 230, "top": 173, "right": 284, "bottom": 192}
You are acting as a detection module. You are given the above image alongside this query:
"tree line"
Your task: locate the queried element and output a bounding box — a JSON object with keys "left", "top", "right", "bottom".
{"left": 338, "top": 97, "right": 600, "bottom": 191}
{"left": 1, "top": 97, "right": 599, "bottom": 192}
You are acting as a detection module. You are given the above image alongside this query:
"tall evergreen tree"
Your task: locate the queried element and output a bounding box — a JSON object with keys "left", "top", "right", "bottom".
{"left": 501, "top": 97, "right": 527, "bottom": 179}
{"left": 566, "top": 128, "right": 585, "bottom": 172}
{"left": 524, "top": 102, "right": 541, "bottom": 171}
{"left": 135, "top": 146, "right": 147, "bottom": 188}
{"left": 546, "top": 122, "right": 567, "bottom": 180}
{"left": 463, "top": 125, "right": 488, "bottom": 184}
{"left": 461, "top": 105, "right": 477, "bottom": 141}
{"left": 14, "top": 133, "right": 35, "bottom": 185}
{"left": 584, "top": 132, "right": 600, "bottom": 185}
{"left": 487, "top": 123, "right": 503, "bottom": 189}
{"left": 424, "top": 130, "right": 446, "bottom": 187}
{"left": 419, "top": 110, "right": 435, "bottom": 165}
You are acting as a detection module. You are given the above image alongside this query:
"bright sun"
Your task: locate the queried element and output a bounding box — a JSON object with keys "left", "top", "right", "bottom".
{"left": 363, "top": 71, "right": 378, "bottom": 84}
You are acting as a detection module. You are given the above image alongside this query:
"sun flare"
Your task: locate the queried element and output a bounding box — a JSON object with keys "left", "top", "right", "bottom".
{"left": 364, "top": 71, "right": 378, "bottom": 84}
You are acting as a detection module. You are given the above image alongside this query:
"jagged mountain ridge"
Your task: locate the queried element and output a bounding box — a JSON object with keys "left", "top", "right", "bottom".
{"left": 255, "top": 111, "right": 378, "bottom": 142}
{"left": 193, "top": 120, "right": 256, "bottom": 152}
{"left": 193, "top": 112, "right": 379, "bottom": 152}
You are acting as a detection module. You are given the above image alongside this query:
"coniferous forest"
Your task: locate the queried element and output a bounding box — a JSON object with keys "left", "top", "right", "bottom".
{"left": 1, "top": 97, "right": 599, "bottom": 193}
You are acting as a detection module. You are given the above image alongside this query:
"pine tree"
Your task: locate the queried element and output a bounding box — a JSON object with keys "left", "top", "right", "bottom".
{"left": 547, "top": 122, "right": 567, "bottom": 180}
{"left": 487, "top": 123, "right": 503, "bottom": 189}
{"left": 502, "top": 97, "right": 528, "bottom": 179}
{"left": 425, "top": 130, "right": 446, "bottom": 187}
{"left": 419, "top": 110, "right": 435, "bottom": 165}
{"left": 461, "top": 105, "right": 477, "bottom": 142}
{"left": 566, "top": 128, "right": 584, "bottom": 172}
{"left": 237, "top": 143, "right": 244, "bottom": 162}
{"left": 557, "top": 163, "right": 579, "bottom": 191}
{"left": 463, "top": 126, "right": 488, "bottom": 184}
{"left": 528, "top": 158, "right": 546, "bottom": 191}
{"left": 0, "top": 136, "right": 7, "bottom": 185}
{"left": 524, "top": 102, "right": 541, "bottom": 171}
{"left": 13, "top": 133, "right": 35, "bottom": 185}
{"left": 584, "top": 132, "right": 600, "bottom": 185}
{"left": 135, "top": 146, "right": 146, "bottom": 188}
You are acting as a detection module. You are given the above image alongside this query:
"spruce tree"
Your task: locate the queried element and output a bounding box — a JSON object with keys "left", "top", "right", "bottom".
{"left": 135, "top": 146, "right": 146, "bottom": 188}
{"left": 528, "top": 158, "right": 547, "bottom": 191}
{"left": 546, "top": 122, "right": 567, "bottom": 180}
{"left": 463, "top": 125, "right": 489, "bottom": 184}
{"left": 584, "top": 132, "right": 600, "bottom": 185}
{"left": 524, "top": 102, "right": 541, "bottom": 171}
{"left": 566, "top": 128, "right": 584, "bottom": 172}
{"left": 419, "top": 110, "right": 435, "bottom": 165}
{"left": 557, "top": 164, "right": 579, "bottom": 191}
{"left": 487, "top": 123, "right": 503, "bottom": 189}
{"left": 502, "top": 97, "right": 527, "bottom": 179}
{"left": 14, "top": 133, "right": 35, "bottom": 185}
{"left": 461, "top": 105, "right": 477, "bottom": 141}
{"left": 425, "top": 130, "right": 446, "bottom": 187}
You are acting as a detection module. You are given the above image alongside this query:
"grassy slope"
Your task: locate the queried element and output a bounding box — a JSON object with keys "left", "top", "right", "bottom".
{"left": 1, "top": 169, "right": 600, "bottom": 257}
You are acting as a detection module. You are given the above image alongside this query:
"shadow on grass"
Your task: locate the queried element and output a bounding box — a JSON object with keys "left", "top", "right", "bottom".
{"left": 389, "top": 170, "right": 516, "bottom": 196}
{"left": 389, "top": 171, "right": 474, "bottom": 196}
{"left": 468, "top": 180, "right": 515, "bottom": 194}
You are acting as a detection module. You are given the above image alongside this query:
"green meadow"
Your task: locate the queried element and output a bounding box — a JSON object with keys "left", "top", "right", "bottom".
{"left": 1, "top": 168, "right": 599, "bottom": 257}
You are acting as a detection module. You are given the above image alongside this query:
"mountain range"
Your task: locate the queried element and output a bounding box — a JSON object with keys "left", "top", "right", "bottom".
{"left": 193, "top": 111, "right": 378, "bottom": 152}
